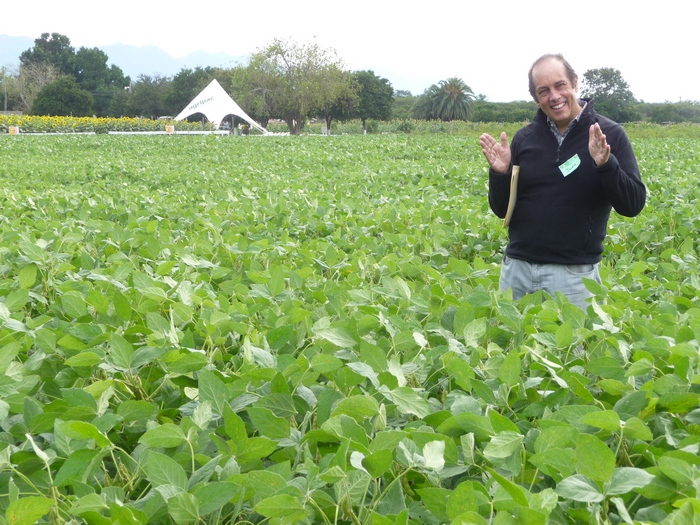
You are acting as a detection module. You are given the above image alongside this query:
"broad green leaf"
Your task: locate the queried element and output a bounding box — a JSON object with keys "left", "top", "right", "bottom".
{"left": 499, "top": 350, "right": 521, "bottom": 387}
{"left": 168, "top": 492, "right": 199, "bottom": 525}
{"left": 247, "top": 407, "right": 290, "bottom": 439}
{"left": 362, "top": 449, "right": 394, "bottom": 478}
{"left": 555, "top": 322, "right": 573, "bottom": 348}
{"left": 198, "top": 369, "right": 230, "bottom": 416}
{"left": 486, "top": 466, "right": 530, "bottom": 507}
{"left": 621, "top": 417, "right": 653, "bottom": 441}
{"left": 576, "top": 434, "right": 616, "bottom": 484}
{"left": 139, "top": 423, "right": 186, "bottom": 448}
{"left": 116, "top": 400, "right": 157, "bottom": 423}
{"left": 18, "top": 264, "right": 37, "bottom": 289}
{"left": 416, "top": 487, "right": 450, "bottom": 523}
{"left": 579, "top": 410, "right": 621, "bottom": 432}
{"left": 658, "top": 456, "right": 694, "bottom": 484}
{"left": 192, "top": 482, "right": 242, "bottom": 515}
{"left": 606, "top": 467, "right": 655, "bottom": 495}
{"left": 314, "top": 327, "right": 357, "bottom": 348}
{"left": 331, "top": 395, "right": 379, "bottom": 421}
{"left": 246, "top": 470, "right": 288, "bottom": 498}
{"left": 143, "top": 451, "right": 188, "bottom": 490}
{"left": 53, "top": 449, "right": 106, "bottom": 487}
{"left": 6, "top": 497, "right": 54, "bottom": 525}
{"left": 387, "top": 386, "right": 431, "bottom": 418}
{"left": 109, "top": 333, "right": 134, "bottom": 369}
{"left": 235, "top": 436, "right": 277, "bottom": 463}
{"left": 613, "top": 390, "right": 649, "bottom": 420}
{"left": 484, "top": 431, "right": 523, "bottom": 460}
{"left": 446, "top": 482, "right": 481, "bottom": 520}
{"left": 556, "top": 475, "right": 604, "bottom": 503}
{"left": 60, "top": 421, "right": 112, "bottom": 448}
{"left": 254, "top": 494, "right": 308, "bottom": 521}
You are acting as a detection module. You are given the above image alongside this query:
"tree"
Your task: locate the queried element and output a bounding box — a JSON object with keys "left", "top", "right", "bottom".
{"left": 31, "top": 76, "right": 93, "bottom": 116}
{"left": 14, "top": 61, "right": 61, "bottom": 113}
{"left": 432, "top": 77, "right": 475, "bottom": 121}
{"left": 124, "top": 74, "right": 171, "bottom": 118}
{"left": 244, "top": 38, "right": 353, "bottom": 134}
{"left": 580, "top": 68, "right": 640, "bottom": 122}
{"left": 352, "top": 70, "right": 393, "bottom": 133}
{"left": 75, "top": 47, "right": 129, "bottom": 116}
{"left": 409, "top": 78, "right": 475, "bottom": 122}
{"left": 20, "top": 33, "right": 76, "bottom": 76}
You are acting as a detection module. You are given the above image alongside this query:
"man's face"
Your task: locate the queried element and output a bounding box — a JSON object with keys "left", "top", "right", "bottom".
{"left": 532, "top": 58, "right": 581, "bottom": 131}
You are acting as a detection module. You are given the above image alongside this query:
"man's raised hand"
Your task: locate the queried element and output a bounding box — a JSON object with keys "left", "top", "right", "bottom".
{"left": 480, "top": 132, "right": 511, "bottom": 174}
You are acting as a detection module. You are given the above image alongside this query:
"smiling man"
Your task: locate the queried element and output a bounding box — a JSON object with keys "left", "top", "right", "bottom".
{"left": 479, "top": 54, "right": 646, "bottom": 310}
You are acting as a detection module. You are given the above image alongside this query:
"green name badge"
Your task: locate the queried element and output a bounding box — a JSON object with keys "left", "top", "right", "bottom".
{"left": 559, "top": 154, "right": 581, "bottom": 177}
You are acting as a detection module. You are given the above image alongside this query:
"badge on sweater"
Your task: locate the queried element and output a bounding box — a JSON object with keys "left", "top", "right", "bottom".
{"left": 559, "top": 154, "right": 580, "bottom": 177}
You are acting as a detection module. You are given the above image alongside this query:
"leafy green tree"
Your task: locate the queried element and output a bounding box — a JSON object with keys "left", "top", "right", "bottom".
{"left": 243, "top": 38, "right": 353, "bottom": 134}
{"left": 31, "top": 76, "right": 93, "bottom": 116}
{"left": 391, "top": 94, "right": 416, "bottom": 120}
{"left": 409, "top": 78, "right": 475, "bottom": 122}
{"left": 432, "top": 77, "right": 475, "bottom": 121}
{"left": 20, "top": 33, "right": 76, "bottom": 76}
{"left": 580, "top": 68, "right": 640, "bottom": 122}
{"left": 75, "top": 47, "right": 130, "bottom": 116}
{"left": 472, "top": 100, "right": 538, "bottom": 123}
{"left": 352, "top": 70, "right": 393, "bottom": 133}
{"left": 124, "top": 74, "right": 171, "bottom": 118}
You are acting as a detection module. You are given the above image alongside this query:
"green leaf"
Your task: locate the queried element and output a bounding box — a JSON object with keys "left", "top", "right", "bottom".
{"left": 486, "top": 466, "right": 530, "bottom": 507}
{"left": 555, "top": 322, "right": 573, "bottom": 348}
{"left": 621, "top": 417, "right": 653, "bottom": 441}
{"left": 387, "top": 386, "right": 431, "bottom": 418}
{"left": 606, "top": 467, "right": 655, "bottom": 495}
{"left": 18, "top": 264, "right": 38, "bottom": 289}
{"left": 53, "top": 449, "right": 105, "bottom": 487}
{"left": 315, "top": 327, "right": 356, "bottom": 348}
{"left": 556, "top": 475, "right": 604, "bottom": 503}
{"left": 446, "top": 482, "right": 481, "bottom": 520}
{"left": 139, "top": 423, "right": 186, "bottom": 448}
{"left": 192, "top": 482, "right": 242, "bottom": 516}
{"left": 60, "top": 421, "right": 112, "bottom": 448}
{"left": 658, "top": 456, "right": 694, "bottom": 484}
{"left": 247, "top": 407, "right": 290, "bottom": 439}
{"left": 168, "top": 492, "right": 199, "bottom": 525}
{"left": 362, "top": 449, "right": 394, "bottom": 478}
{"left": 143, "top": 450, "right": 188, "bottom": 490}
{"left": 579, "top": 410, "right": 621, "bottom": 432}
{"left": 499, "top": 349, "right": 521, "bottom": 387}
{"left": 6, "top": 497, "right": 54, "bottom": 525}
{"left": 416, "top": 487, "right": 450, "bottom": 523}
{"left": 576, "top": 433, "right": 616, "bottom": 483}
{"left": 198, "top": 369, "right": 230, "bottom": 416}
{"left": 109, "top": 333, "right": 134, "bottom": 369}
{"left": 331, "top": 395, "right": 379, "bottom": 421}
{"left": 484, "top": 431, "right": 523, "bottom": 460}
{"left": 254, "top": 494, "right": 308, "bottom": 521}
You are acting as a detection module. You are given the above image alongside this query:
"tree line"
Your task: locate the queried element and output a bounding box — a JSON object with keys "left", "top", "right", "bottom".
{"left": 2, "top": 33, "right": 699, "bottom": 134}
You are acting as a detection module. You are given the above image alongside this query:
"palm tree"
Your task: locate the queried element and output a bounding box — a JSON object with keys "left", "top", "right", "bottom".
{"left": 432, "top": 77, "right": 475, "bottom": 122}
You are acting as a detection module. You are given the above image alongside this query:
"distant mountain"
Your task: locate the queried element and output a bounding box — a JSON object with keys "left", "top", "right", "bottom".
{"left": 0, "top": 34, "right": 247, "bottom": 78}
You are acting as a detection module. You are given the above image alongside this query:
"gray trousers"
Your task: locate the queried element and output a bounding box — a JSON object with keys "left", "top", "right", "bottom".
{"left": 499, "top": 256, "right": 601, "bottom": 310}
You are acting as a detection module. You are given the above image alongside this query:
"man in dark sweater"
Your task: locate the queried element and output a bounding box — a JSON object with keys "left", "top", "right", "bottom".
{"left": 479, "top": 54, "right": 646, "bottom": 310}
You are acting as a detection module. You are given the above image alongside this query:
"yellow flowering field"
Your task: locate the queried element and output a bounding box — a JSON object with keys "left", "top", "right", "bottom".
{"left": 0, "top": 115, "right": 215, "bottom": 134}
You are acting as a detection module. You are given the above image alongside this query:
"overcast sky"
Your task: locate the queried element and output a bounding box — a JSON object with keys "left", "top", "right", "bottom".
{"left": 5, "top": 0, "right": 699, "bottom": 103}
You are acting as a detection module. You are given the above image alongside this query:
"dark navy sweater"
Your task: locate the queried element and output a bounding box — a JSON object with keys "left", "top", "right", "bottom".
{"left": 488, "top": 100, "right": 646, "bottom": 265}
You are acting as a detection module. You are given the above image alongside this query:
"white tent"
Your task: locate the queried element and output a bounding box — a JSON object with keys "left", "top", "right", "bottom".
{"left": 174, "top": 79, "right": 267, "bottom": 134}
